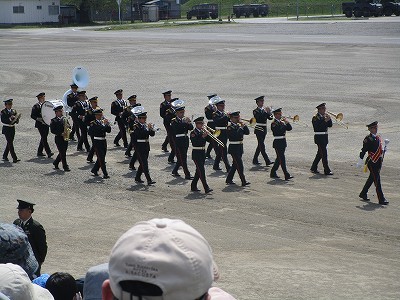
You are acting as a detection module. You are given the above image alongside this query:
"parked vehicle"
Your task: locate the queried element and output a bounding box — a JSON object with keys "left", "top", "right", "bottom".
{"left": 187, "top": 3, "right": 219, "bottom": 20}
{"left": 380, "top": 0, "right": 400, "bottom": 16}
{"left": 233, "top": 4, "right": 269, "bottom": 18}
{"left": 342, "top": 0, "right": 383, "bottom": 18}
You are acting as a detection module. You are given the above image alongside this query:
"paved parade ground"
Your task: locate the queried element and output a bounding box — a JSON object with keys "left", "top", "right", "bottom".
{"left": 1, "top": 18, "right": 400, "bottom": 299}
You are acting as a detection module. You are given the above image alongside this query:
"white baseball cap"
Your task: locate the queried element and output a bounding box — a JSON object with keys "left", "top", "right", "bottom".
{"left": 0, "top": 263, "right": 54, "bottom": 300}
{"left": 108, "top": 218, "right": 218, "bottom": 300}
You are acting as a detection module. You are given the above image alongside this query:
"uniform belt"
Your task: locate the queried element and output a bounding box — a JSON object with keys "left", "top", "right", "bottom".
{"left": 215, "top": 126, "right": 227, "bottom": 130}
{"left": 273, "top": 136, "right": 286, "bottom": 140}
{"left": 229, "top": 141, "right": 243, "bottom": 145}
{"left": 207, "top": 120, "right": 214, "bottom": 122}
{"left": 175, "top": 133, "right": 187, "bottom": 137}
{"left": 255, "top": 123, "right": 267, "bottom": 127}
{"left": 93, "top": 137, "right": 106, "bottom": 140}
{"left": 314, "top": 132, "right": 328, "bottom": 135}
{"left": 192, "top": 146, "right": 205, "bottom": 150}
{"left": 136, "top": 139, "right": 149, "bottom": 142}
{"left": 2, "top": 124, "right": 15, "bottom": 127}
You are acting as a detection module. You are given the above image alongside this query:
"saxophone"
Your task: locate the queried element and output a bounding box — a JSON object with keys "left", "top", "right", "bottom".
{"left": 63, "top": 117, "right": 72, "bottom": 141}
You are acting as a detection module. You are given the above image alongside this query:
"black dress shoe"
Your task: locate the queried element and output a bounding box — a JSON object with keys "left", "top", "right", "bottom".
{"left": 253, "top": 161, "right": 261, "bottom": 165}
{"left": 265, "top": 160, "right": 273, "bottom": 166}
{"left": 2, "top": 157, "right": 9, "bottom": 161}
{"left": 242, "top": 181, "right": 251, "bottom": 186}
{"left": 135, "top": 178, "right": 144, "bottom": 183}
{"left": 91, "top": 171, "right": 99, "bottom": 176}
{"left": 285, "top": 175, "right": 294, "bottom": 181}
{"left": 13, "top": 159, "right": 21, "bottom": 163}
{"left": 147, "top": 181, "right": 156, "bottom": 185}
{"left": 324, "top": 171, "right": 334, "bottom": 176}
{"left": 379, "top": 200, "right": 389, "bottom": 205}
{"left": 225, "top": 181, "right": 235, "bottom": 185}
{"left": 172, "top": 172, "right": 181, "bottom": 177}
{"left": 310, "top": 169, "right": 320, "bottom": 174}
{"left": 103, "top": 175, "right": 110, "bottom": 179}
{"left": 53, "top": 162, "right": 59, "bottom": 169}
{"left": 168, "top": 160, "right": 176, "bottom": 164}
{"left": 77, "top": 148, "right": 84, "bottom": 151}
{"left": 213, "top": 167, "right": 222, "bottom": 171}
{"left": 129, "top": 166, "right": 136, "bottom": 170}
{"left": 114, "top": 143, "right": 120, "bottom": 147}
{"left": 87, "top": 159, "right": 94, "bottom": 164}
{"left": 185, "top": 176, "right": 194, "bottom": 180}
{"left": 191, "top": 188, "right": 201, "bottom": 192}
{"left": 64, "top": 167, "right": 71, "bottom": 172}
{"left": 205, "top": 188, "right": 213, "bottom": 193}
{"left": 37, "top": 153, "right": 46, "bottom": 157}
{"left": 270, "top": 173, "right": 280, "bottom": 179}
{"left": 48, "top": 152, "right": 54, "bottom": 158}
{"left": 162, "top": 147, "right": 169, "bottom": 153}
{"left": 359, "top": 193, "right": 370, "bottom": 201}
{"left": 125, "top": 152, "right": 132, "bottom": 157}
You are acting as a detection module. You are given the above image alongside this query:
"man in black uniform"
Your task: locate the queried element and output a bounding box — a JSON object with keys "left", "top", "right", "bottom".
{"left": 13, "top": 200, "right": 47, "bottom": 276}
{"left": 86, "top": 96, "right": 99, "bottom": 163}
{"left": 359, "top": 121, "right": 388, "bottom": 205}
{"left": 310, "top": 103, "right": 333, "bottom": 175}
{"left": 252, "top": 95, "right": 273, "bottom": 166}
{"left": 111, "top": 89, "right": 128, "bottom": 148}
{"left": 204, "top": 94, "right": 217, "bottom": 159}
{"left": 160, "top": 90, "right": 173, "bottom": 152}
{"left": 212, "top": 98, "right": 230, "bottom": 172}
{"left": 66, "top": 83, "right": 80, "bottom": 141}
{"left": 88, "top": 108, "right": 111, "bottom": 179}
{"left": 270, "top": 108, "right": 293, "bottom": 180}
{"left": 132, "top": 111, "right": 156, "bottom": 185}
{"left": 171, "top": 105, "right": 193, "bottom": 179}
{"left": 74, "top": 91, "right": 91, "bottom": 152}
{"left": 31, "top": 92, "right": 54, "bottom": 158}
{"left": 190, "top": 117, "right": 212, "bottom": 193}
{"left": 123, "top": 95, "right": 141, "bottom": 158}
{"left": 50, "top": 105, "right": 70, "bottom": 171}
{"left": 226, "top": 112, "right": 250, "bottom": 186}
{"left": 1, "top": 99, "right": 20, "bottom": 163}
{"left": 165, "top": 97, "right": 178, "bottom": 163}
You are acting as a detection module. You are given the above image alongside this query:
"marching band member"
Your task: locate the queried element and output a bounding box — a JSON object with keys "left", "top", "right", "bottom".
{"left": 66, "top": 83, "right": 80, "bottom": 141}
{"left": 111, "top": 89, "right": 128, "bottom": 148}
{"left": 160, "top": 90, "right": 173, "bottom": 152}
{"left": 212, "top": 98, "right": 230, "bottom": 172}
{"left": 226, "top": 112, "right": 250, "bottom": 186}
{"left": 1, "top": 99, "right": 20, "bottom": 163}
{"left": 358, "top": 121, "right": 388, "bottom": 205}
{"left": 204, "top": 94, "right": 217, "bottom": 159}
{"left": 31, "top": 92, "right": 53, "bottom": 158}
{"left": 123, "top": 95, "right": 141, "bottom": 158}
{"left": 73, "top": 90, "right": 91, "bottom": 152}
{"left": 86, "top": 96, "right": 99, "bottom": 163}
{"left": 132, "top": 111, "right": 156, "bottom": 185}
{"left": 190, "top": 117, "right": 212, "bottom": 193}
{"left": 252, "top": 95, "right": 273, "bottom": 166}
{"left": 88, "top": 108, "right": 111, "bottom": 179}
{"left": 165, "top": 98, "right": 177, "bottom": 164}
{"left": 50, "top": 105, "right": 70, "bottom": 171}
{"left": 310, "top": 103, "right": 333, "bottom": 175}
{"left": 127, "top": 112, "right": 138, "bottom": 170}
{"left": 170, "top": 103, "right": 193, "bottom": 179}
{"left": 270, "top": 108, "right": 293, "bottom": 180}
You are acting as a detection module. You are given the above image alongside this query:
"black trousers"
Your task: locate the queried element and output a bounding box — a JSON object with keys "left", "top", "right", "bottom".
{"left": 114, "top": 120, "right": 128, "bottom": 147}
{"left": 173, "top": 145, "right": 190, "bottom": 177}
{"left": 54, "top": 136, "right": 68, "bottom": 169}
{"left": 253, "top": 131, "right": 271, "bottom": 163}
{"left": 135, "top": 148, "right": 152, "bottom": 182}
{"left": 37, "top": 125, "right": 52, "bottom": 155}
{"left": 129, "top": 152, "right": 137, "bottom": 168}
{"left": 271, "top": 147, "right": 290, "bottom": 176}
{"left": 3, "top": 127, "right": 17, "bottom": 160}
{"left": 92, "top": 140, "right": 108, "bottom": 176}
{"left": 77, "top": 121, "right": 90, "bottom": 151}
{"left": 311, "top": 143, "right": 331, "bottom": 173}
{"left": 226, "top": 152, "right": 246, "bottom": 184}
{"left": 70, "top": 117, "right": 81, "bottom": 140}
{"left": 167, "top": 129, "right": 176, "bottom": 162}
{"left": 192, "top": 151, "right": 209, "bottom": 190}
{"left": 213, "top": 133, "right": 230, "bottom": 170}
{"left": 360, "top": 159, "right": 385, "bottom": 203}
{"left": 87, "top": 136, "right": 95, "bottom": 161}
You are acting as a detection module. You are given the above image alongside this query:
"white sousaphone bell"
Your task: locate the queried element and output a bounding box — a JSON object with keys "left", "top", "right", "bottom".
{"left": 131, "top": 105, "right": 145, "bottom": 116}
{"left": 171, "top": 99, "right": 185, "bottom": 110}
{"left": 62, "top": 66, "right": 90, "bottom": 113}
{"left": 208, "top": 95, "right": 222, "bottom": 105}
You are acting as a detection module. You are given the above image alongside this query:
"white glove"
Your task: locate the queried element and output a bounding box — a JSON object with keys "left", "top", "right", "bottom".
{"left": 356, "top": 158, "right": 363, "bottom": 168}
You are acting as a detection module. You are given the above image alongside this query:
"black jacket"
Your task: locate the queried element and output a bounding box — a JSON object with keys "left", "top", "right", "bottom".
{"left": 111, "top": 99, "right": 126, "bottom": 122}
{"left": 50, "top": 117, "right": 65, "bottom": 136}
{"left": 312, "top": 113, "right": 332, "bottom": 144}
{"left": 1, "top": 108, "right": 18, "bottom": 134}
{"left": 360, "top": 134, "right": 383, "bottom": 162}
{"left": 253, "top": 107, "right": 272, "bottom": 135}
{"left": 271, "top": 118, "right": 292, "bottom": 149}
{"left": 88, "top": 119, "right": 111, "bottom": 138}
{"left": 227, "top": 123, "right": 250, "bottom": 155}
{"left": 171, "top": 117, "right": 193, "bottom": 148}
{"left": 132, "top": 123, "right": 155, "bottom": 152}
{"left": 31, "top": 103, "right": 48, "bottom": 128}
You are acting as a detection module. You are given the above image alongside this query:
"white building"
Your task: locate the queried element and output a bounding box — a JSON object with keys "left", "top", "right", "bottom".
{"left": 0, "top": 0, "right": 60, "bottom": 24}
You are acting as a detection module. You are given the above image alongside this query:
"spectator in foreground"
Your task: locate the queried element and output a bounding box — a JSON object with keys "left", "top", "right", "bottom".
{"left": 0, "top": 263, "right": 54, "bottom": 300}
{"left": 46, "top": 272, "right": 81, "bottom": 300}
{"left": 101, "top": 218, "right": 236, "bottom": 300}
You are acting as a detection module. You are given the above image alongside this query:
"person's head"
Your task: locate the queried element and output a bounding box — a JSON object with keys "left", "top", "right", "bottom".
{"left": 3, "top": 99, "right": 13, "bottom": 109}
{"left": 162, "top": 90, "right": 172, "bottom": 102}
{"left": 16, "top": 200, "right": 35, "bottom": 221}
{"left": 77, "top": 91, "right": 86, "bottom": 101}
{"left": 137, "top": 112, "right": 147, "bottom": 124}
{"left": 175, "top": 107, "right": 185, "bottom": 119}
{"left": 36, "top": 93, "right": 46, "bottom": 103}
{"left": 0, "top": 263, "right": 54, "bottom": 300}
{"left": 70, "top": 84, "right": 78, "bottom": 93}
{"left": 128, "top": 95, "right": 137, "bottom": 105}
{"left": 316, "top": 103, "right": 326, "bottom": 115}
{"left": 0, "top": 224, "right": 38, "bottom": 279}
{"left": 229, "top": 111, "right": 240, "bottom": 124}
{"left": 54, "top": 106, "right": 64, "bottom": 118}
{"left": 255, "top": 96, "right": 264, "bottom": 108}
{"left": 367, "top": 121, "right": 378, "bottom": 135}
{"left": 194, "top": 117, "right": 204, "bottom": 129}
{"left": 102, "top": 218, "right": 217, "bottom": 300}
{"left": 114, "top": 89, "right": 123, "bottom": 100}
{"left": 215, "top": 100, "right": 225, "bottom": 112}
{"left": 45, "top": 272, "right": 77, "bottom": 300}
{"left": 273, "top": 108, "right": 282, "bottom": 119}
{"left": 89, "top": 96, "right": 98, "bottom": 108}
{"left": 94, "top": 108, "right": 104, "bottom": 120}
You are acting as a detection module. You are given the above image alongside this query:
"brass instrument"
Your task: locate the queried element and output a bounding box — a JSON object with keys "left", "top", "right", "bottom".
{"left": 204, "top": 125, "right": 221, "bottom": 137}
{"left": 10, "top": 112, "right": 22, "bottom": 125}
{"left": 202, "top": 125, "right": 225, "bottom": 148}
{"left": 240, "top": 117, "right": 264, "bottom": 132}
{"left": 147, "top": 123, "right": 161, "bottom": 132}
{"left": 326, "top": 110, "right": 347, "bottom": 129}
{"left": 63, "top": 117, "right": 72, "bottom": 141}
{"left": 281, "top": 115, "right": 308, "bottom": 127}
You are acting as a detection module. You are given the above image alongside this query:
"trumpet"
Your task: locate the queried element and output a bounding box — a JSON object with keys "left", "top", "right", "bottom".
{"left": 325, "top": 111, "right": 347, "bottom": 129}
{"left": 240, "top": 117, "right": 265, "bottom": 132}
{"left": 147, "top": 123, "right": 161, "bottom": 132}
{"left": 202, "top": 125, "right": 225, "bottom": 148}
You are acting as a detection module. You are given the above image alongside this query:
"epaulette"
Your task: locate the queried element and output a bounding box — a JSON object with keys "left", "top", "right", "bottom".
{"left": 90, "top": 120, "right": 96, "bottom": 125}
{"left": 171, "top": 117, "right": 177, "bottom": 122}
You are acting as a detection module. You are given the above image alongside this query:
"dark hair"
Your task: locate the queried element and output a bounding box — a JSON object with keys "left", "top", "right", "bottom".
{"left": 45, "top": 272, "right": 77, "bottom": 300}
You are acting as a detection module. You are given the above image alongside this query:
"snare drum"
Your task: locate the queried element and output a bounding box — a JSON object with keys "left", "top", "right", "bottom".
{"left": 41, "top": 100, "right": 64, "bottom": 125}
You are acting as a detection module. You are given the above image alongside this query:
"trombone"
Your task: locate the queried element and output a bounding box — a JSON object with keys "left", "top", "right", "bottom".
{"left": 283, "top": 115, "right": 308, "bottom": 127}
{"left": 326, "top": 111, "right": 348, "bottom": 129}
{"left": 202, "top": 125, "right": 225, "bottom": 148}
{"left": 240, "top": 117, "right": 265, "bottom": 132}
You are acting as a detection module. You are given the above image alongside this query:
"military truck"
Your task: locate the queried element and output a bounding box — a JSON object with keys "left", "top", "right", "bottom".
{"left": 342, "top": 0, "right": 383, "bottom": 17}
{"left": 186, "top": 3, "right": 219, "bottom": 20}
{"left": 233, "top": 4, "right": 269, "bottom": 18}
{"left": 380, "top": 0, "right": 400, "bottom": 16}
